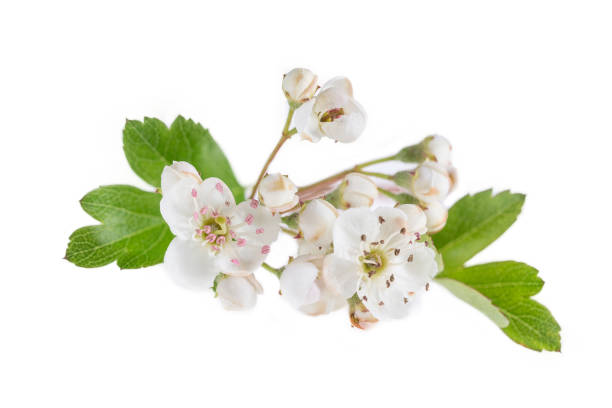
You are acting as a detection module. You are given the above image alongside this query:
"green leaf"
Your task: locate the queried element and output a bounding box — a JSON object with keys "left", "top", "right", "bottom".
{"left": 123, "top": 115, "right": 245, "bottom": 201}
{"left": 436, "top": 261, "right": 561, "bottom": 352}
{"left": 65, "top": 185, "right": 174, "bottom": 269}
{"left": 433, "top": 189, "right": 525, "bottom": 269}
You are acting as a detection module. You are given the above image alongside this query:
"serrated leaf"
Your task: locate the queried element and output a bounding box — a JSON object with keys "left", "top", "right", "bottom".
{"left": 436, "top": 261, "right": 561, "bottom": 352}
{"left": 123, "top": 115, "right": 245, "bottom": 201}
{"left": 433, "top": 189, "right": 525, "bottom": 269}
{"left": 65, "top": 185, "right": 173, "bottom": 269}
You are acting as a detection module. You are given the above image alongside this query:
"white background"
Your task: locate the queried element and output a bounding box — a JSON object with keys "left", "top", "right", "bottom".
{"left": 1, "top": 1, "right": 610, "bottom": 407}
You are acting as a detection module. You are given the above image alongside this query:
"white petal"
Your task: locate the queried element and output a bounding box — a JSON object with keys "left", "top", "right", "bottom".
{"left": 400, "top": 244, "right": 439, "bottom": 286}
{"left": 332, "top": 208, "right": 379, "bottom": 260}
{"left": 373, "top": 207, "right": 409, "bottom": 242}
{"left": 293, "top": 100, "right": 323, "bottom": 143}
{"left": 396, "top": 204, "right": 428, "bottom": 235}
{"left": 320, "top": 98, "right": 366, "bottom": 143}
{"left": 322, "top": 254, "right": 361, "bottom": 299}
{"left": 164, "top": 238, "right": 217, "bottom": 290}
{"left": 219, "top": 201, "right": 280, "bottom": 275}
{"left": 322, "top": 76, "right": 353, "bottom": 96}
{"left": 298, "top": 199, "right": 338, "bottom": 246}
{"left": 216, "top": 275, "right": 260, "bottom": 311}
{"left": 299, "top": 284, "right": 346, "bottom": 316}
{"left": 280, "top": 261, "right": 321, "bottom": 309}
{"left": 194, "top": 177, "right": 236, "bottom": 212}
{"left": 161, "top": 161, "right": 202, "bottom": 193}
{"left": 231, "top": 200, "right": 280, "bottom": 245}
{"left": 160, "top": 177, "right": 200, "bottom": 239}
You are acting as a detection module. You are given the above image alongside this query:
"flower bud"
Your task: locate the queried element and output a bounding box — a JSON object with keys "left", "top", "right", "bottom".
{"left": 282, "top": 68, "right": 318, "bottom": 104}
{"left": 421, "top": 200, "right": 448, "bottom": 233}
{"left": 298, "top": 199, "right": 338, "bottom": 249}
{"left": 280, "top": 256, "right": 344, "bottom": 316}
{"left": 425, "top": 135, "right": 452, "bottom": 166}
{"left": 161, "top": 161, "right": 202, "bottom": 193}
{"left": 396, "top": 204, "right": 427, "bottom": 235}
{"left": 341, "top": 173, "right": 378, "bottom": 209}
{"left": 216, "top": 274, "right": 263, "bottom": 311}
{"left": 259, "top": 173, "right": 299, "bottom": 212}
{"left": 348, "top": 298, "right": 378, "bottom": 329}
{"left": 293, "top": 77, "right": 366, "bottom": 143}
{"left": 394, "top": 161, "right": 451, "bottom": 203}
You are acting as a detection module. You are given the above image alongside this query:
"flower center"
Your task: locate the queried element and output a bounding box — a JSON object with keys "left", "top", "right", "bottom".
{"left": 359, "top": 247, "right": 387, "bottom": 279}
{"left": 320, "top": 107, "right": 345, "bottom": 123}
{"left": 194, "top": 210, "right": 233, "bottom": 252}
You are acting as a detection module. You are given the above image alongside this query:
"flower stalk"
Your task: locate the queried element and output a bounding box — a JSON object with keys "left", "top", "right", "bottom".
{"left": 249, "top": 105, "right": 297, "bottom": 199}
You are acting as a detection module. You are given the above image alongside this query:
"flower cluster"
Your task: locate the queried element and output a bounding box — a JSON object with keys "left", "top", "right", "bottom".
{"left": 158, "top": 68, "right": 455, "bottom": 327}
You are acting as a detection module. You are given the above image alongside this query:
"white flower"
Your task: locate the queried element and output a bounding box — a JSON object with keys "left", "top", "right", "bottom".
{"left": 216, "top": 274, "right": 263, "bottom": 311}
{"left": 282, "top": 68, "right": 318, "bottom": 103}
{"left": 280, "top": 256, "right": 345, "bottom": 316}
{"left": 341, "top": 173, "right": 378, "bottom": 208}
{"left": 258, "top": 173, "right": 299, "bottom": 213}
{"left": 297, "top": 199, "right": 338, "bottom": 256}
{"left": 421, "top": 200, "right": 448, "bottom": 233}
{"left": 160, "top": 163, "right": 280, "bottom": 290}
{"left": 293, "top": 77, "right": 366, "bottom": 143}
{"left": 410, "top": 161, "right": 452, "bottom": 203}
{"left": 322, "top": 207, "right": 438, "bottom": 320}
{"left": 425, "top": 135, "right": 452, "bottom": 166}
{"left": 161, "top": 161, "right": 202, "bottom": 193}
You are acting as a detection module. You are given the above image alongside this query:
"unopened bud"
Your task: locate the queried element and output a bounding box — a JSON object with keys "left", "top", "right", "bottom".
{"left": 259, "top": 173, "right": 299, "bottom": 212}
{"left": 216, "top": 274, "right": 263, "bottom": 311}
{"left": 421, "top": 200, "right": 448, "bottom": 233}
{"left": 282, "top": 68, "right": 318, "bottom": 104}
{"left": 340, "top": 173, "right": 378, "bottom": 208}
{"left": 424, "top": 135, "right": 452, "bottom": 166}
{"left": 394, "top": 161, "right": 451, "bottom": 203}
{"left": 298, "top": 199, "right": 338, "bottom": 248}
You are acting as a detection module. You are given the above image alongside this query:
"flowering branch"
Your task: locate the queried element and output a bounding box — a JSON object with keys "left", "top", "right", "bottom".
{"left": 64, "top": 67, "right": 560, "bottom": 351}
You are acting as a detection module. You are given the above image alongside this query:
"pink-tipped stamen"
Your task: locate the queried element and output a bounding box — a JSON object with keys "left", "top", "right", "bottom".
{"left": 202, "top": 225, "right": 212, "bottom": 234}
{"left": 261, "top": 245, "right": 270, "bottom": 254}
{"left": 236, "top": 238, "right": 246, "bottom": 247}
{"left": 193, "top": 212, "right": 199, "bottom": 221}
{"left": 206, "top": 234, "right": 217, "bottom": 243}
{"left": 256, "top": 228, "right": 264, "bottom": 234}
{"left": 215, "top": 182, "right": 224, "bottom": 193}
{"left": 216, "top": 236, "right": 226, "bottom": 245}
{"left": 229, "top": 230, "right": 236, "bottom": 239}
{"left": 250, "top": 199, "right": 259, "bottom": 209}
{"left": 245, "top": 214, "right": 254, "bottom": 225}
{"left": 230, "top": 258, "right": 240, "bottom": 265}
{"left": 191, "top": 188, "right": 198, "bottom": 198}
{"left": 200, "top": 206, "right": 208, "bottom": 215}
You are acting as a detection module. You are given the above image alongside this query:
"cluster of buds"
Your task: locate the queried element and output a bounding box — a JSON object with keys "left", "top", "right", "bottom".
{"left": 158, "top": 68, "right": 457, "bottom": 326}
{"left": 393, "top": 135, "right": 457, "bottom": 232}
